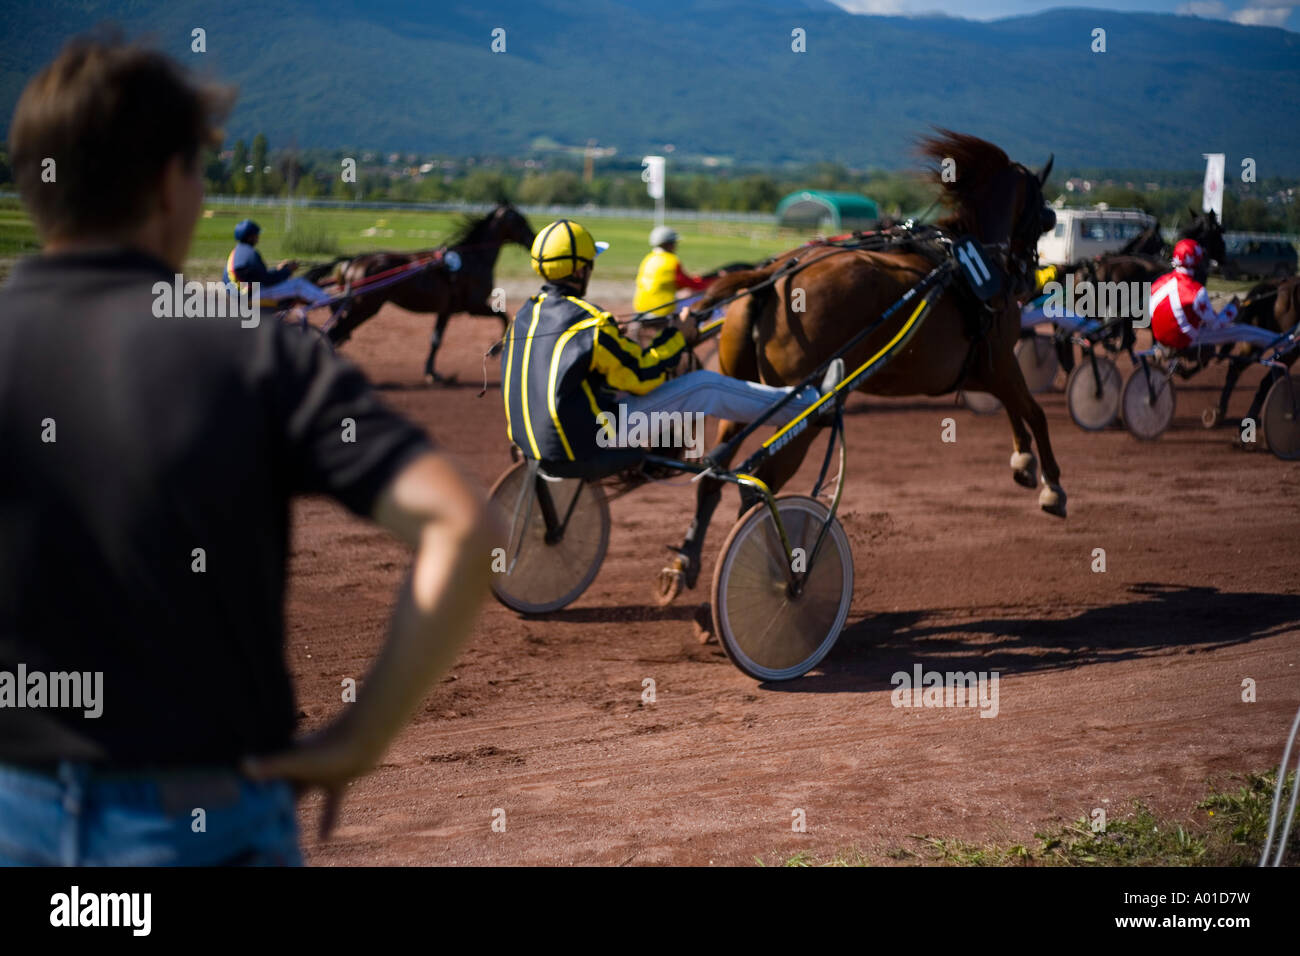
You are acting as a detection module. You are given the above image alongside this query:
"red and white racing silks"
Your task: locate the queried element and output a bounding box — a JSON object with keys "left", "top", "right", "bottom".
{"left": 1148, "top": 269, "right": 1238, "bottom": 351}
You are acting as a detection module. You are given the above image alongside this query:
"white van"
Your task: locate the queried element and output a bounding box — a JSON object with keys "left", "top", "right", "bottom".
{"left": 1036, "top": 205, "right": 1157, "bottom": 266}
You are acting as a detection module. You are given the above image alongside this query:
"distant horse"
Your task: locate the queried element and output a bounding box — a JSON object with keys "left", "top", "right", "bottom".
{"left": 1116, "top": 220, "right": 1166, "bottom": 258}
{"left": 1208, "top": 275, "right": 1300, "bottom": 426}
{"left": 1081, "top": 209, "right": 1225, "bottom": 287}
{"left": 325, "top": 202, "right": 534, "bottom": 382}
{"left": 1064, "top": 209, "right": 1227, "bottom": 357}
{"left": 660, "top": 130, "right": 1061, "bottom": 598}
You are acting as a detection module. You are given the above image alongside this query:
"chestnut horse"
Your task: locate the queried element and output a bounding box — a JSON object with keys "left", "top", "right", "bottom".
{"left": 660, "top": 131, "right": 1062, "bottom": 597}
{"left": 322, "top": 202, "right": 534, "bottom": 382}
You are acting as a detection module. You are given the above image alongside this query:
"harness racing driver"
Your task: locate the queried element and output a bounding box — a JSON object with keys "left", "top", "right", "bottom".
{"left": 501, "top": 219, "right": 842, "bottom": 467}
{"left": 1148, "top": 239, "right": 1255, "bottom": 353}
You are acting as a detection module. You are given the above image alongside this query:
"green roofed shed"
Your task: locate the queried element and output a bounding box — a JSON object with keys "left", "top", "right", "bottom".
{"left": 776, "top": 190, "right": 880, "bottom": 231}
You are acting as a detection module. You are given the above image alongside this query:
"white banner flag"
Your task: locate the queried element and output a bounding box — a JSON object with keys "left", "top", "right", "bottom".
{"left": 642, "top": 156, "right": 665, "bottom": 200}
{"left": 1202, "top": 153, "right": 1225, "bottom": 219}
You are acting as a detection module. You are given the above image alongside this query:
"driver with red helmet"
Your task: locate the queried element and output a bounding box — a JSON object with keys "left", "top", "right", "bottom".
{"left": 1148, "top": 238, "right": 1239, "bottom": 351}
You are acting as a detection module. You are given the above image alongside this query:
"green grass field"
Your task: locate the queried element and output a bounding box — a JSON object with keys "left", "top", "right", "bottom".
{"left": 0, "top": 198, "right": 810, "bottom": 283}
{"left": 0, "top": 197, "right": 1266, "bottom": 297}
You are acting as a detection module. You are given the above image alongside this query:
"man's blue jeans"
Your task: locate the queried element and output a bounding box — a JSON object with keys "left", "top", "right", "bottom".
{"left": 0, "top": 762, "right": 302, "bottom": 866}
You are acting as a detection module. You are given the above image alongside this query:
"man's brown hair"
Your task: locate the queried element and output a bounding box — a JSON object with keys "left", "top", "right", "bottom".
{"left": 8, "top": 34, "right": 234, "bottom": 240}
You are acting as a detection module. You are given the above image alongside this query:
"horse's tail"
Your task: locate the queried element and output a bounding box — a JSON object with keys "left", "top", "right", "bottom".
{"left": 302, "top": 254, "right": 351, "bottom": 285}
{"left": 696, "top": 263, "right": 786, "bottom": 380}
{"left": 694, "top": 260, "right": 788, "bottom": 313}
{"left": 1279, "top": 276, "right": 1300, "bottom": 332}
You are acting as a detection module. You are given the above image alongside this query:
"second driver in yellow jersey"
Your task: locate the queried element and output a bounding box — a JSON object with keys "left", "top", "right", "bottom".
{"left": 633, "top": 226, "right": 711, "bottom": 317}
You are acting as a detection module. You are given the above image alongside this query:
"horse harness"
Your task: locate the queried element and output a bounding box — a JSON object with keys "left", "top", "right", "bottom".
{"left": 699, "top": 223, "right": 1021, "bottom": 397}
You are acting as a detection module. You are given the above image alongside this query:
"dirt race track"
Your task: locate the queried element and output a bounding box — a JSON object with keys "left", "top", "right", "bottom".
{"left": 287, "top": 299, "right": 1300, "bottom": 866}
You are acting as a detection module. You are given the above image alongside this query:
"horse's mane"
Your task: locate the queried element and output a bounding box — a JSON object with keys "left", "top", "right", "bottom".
{"left": 916, "top": 129, "right": 1011, "bottom": 235}
{"left": 445, "top": 212, "right": 494, "bottom": 247}
{"left": 1119, "top": 221, "right": 1161, "bottom": 256}
{"left": 444, "top": 200, "right": 515, "bottom": 248}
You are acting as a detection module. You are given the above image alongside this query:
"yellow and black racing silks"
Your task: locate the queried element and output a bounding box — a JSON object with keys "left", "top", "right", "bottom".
{"left": 501, "top": 284, "right": 686, "bottom": 462}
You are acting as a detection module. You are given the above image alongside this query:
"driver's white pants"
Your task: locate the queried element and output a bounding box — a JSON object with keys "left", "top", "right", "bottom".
{"left": 619, "top": 369, "right": 819, "bottom": 426}
{"left": 1190, "top": 323, "right": 1281, "bottom": 348}
{"left": 262, "top": 277, "right": 332, "bottom": 308}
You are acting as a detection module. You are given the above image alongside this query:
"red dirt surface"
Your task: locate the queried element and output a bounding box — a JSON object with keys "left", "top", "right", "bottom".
{"left": 287, "top": 302, "right": 1300, "bottom": 865}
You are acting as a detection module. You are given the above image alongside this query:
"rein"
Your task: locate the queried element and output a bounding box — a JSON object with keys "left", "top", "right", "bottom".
{"left": 330, "top": 250, "right": 445, "bottom": 294}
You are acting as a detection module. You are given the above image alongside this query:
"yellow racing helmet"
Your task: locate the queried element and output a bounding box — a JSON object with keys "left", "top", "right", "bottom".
{"left": 530, "top": 219, "right": 604, "bottom": 281}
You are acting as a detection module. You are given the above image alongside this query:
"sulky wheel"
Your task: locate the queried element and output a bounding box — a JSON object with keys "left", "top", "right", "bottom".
{"left": 487, "top": 460, "right": 610, "bottom": 614}
{"left": 960, "top": 390, "right": 1003, "bottom": 415}
{"left": 1262, "top": 374, "right": 1300, "bottom": 460}
{"left": 1015, "top": 333, "right": 1061, "bottom": 394}
{"left": 1066, "top": 355, "right": 1122, "bottom": 431}
{"left": 1121, "top": 366, "right": 1176, "bottom": 441}
{"left": 711, "top": 495, "right": 854, "bottom": 682}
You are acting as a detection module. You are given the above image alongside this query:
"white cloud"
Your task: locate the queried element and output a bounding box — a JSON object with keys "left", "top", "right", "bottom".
{"left": 1176, "top": 1, "right": 1229, "bottom": 15}
{"left": 833, "top": 0, "right": 908, "bottom": 12}
{"left": 1230, "top": 3, "right": 1295, "bottom": 26}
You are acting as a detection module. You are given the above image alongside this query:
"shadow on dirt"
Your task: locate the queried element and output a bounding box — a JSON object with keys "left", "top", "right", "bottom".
{"left": 529, "top": 603, "right": 703, "bottom": 625}
{"left": 763, "top": 582, "right": 1300, "bottom": 693}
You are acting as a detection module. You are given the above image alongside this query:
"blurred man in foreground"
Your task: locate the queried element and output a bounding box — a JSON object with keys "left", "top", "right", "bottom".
{"left": 0, "top": 36, "right": 492, "bottom": 865}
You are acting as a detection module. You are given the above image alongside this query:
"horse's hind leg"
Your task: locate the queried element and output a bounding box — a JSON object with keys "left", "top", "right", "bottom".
{"left": 660, "top": 421, "right": 818, "bottom": 599}
{"left": 424, "top": 311, "right": 454, "bottom": 384}
{"left": 1005, "top": 407, "right": 1039, "bottom": 489}
{"left": 659, "top": 419, "right": 742, "bottom": 603}
{"left": 1214, "top": 356, "right": 1248, "bottom": 425}
{"left": 985, "top": 355, "right": 1066, "bottom": 517}
{"left": 742, "top": 425, "right": 819, "bottom": 514}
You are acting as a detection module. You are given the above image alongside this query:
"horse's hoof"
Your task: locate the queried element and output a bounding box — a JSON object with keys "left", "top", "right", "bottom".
{"left": 655, "top": 559, "right": 685, "bottom": 606}
{"left": 1201, "top": 407, "right": 1221, "bottom": 429}
{"left": 1039, "top": 482, "right": 1067, "bottom": 518}
{"left": 692, "top": 604, "right": 714, "bottom": 644}
{"left": 1010, "top": 451, "right": 1038, "bottom": 489}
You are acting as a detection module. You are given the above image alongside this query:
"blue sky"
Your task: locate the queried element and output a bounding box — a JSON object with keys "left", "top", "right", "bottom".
{"left": 829, "top": 1, "right": 1299, "bottom": 30}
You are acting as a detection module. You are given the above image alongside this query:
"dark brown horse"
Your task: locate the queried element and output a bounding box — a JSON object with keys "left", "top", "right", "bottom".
{"left": 661, "top": 131, "right": 1061, "bottom": 596}
{"left": 1116, "top": 220, "right": 1166, "bottom": 258}
{"left": 1072, "top": 210, "right": 1225, "bottom": 287}
{"left": 1063, "top": 209, "right": 1227, "bottom": 357}
{"left": 324, "top": 202, "right": 534, "bottom": 382}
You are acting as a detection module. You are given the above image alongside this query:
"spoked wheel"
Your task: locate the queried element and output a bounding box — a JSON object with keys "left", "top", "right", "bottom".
{"left": 487, "top": 460, "right": 610, "bottom": 613}
{"left": 1066, "top": 355, "right": 1122, "bottom": 431}
{"left": 1262, "top": 374, "right": 1300, "bottom": 460}
{"left": 711, "top": 495, "right": 854, "bottom": 682}
{"left": 1015, "top": 333, "right": 1060, "bottom": 393}
{"left": 1121, "top": 365, "right": 1176, "bottom": 441}
{"left": 960, "top": 390, "right": 1002, "bottom": 415}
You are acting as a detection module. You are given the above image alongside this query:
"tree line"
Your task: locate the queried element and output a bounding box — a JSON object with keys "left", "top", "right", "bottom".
{"left": 1, "top": 136, "right": 1296, "bottom": 233}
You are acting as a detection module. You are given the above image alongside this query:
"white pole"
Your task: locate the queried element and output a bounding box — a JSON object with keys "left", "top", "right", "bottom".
{"left": 1202, "top": 152, "right": 1225, "bottom": 222}
{"left": 643, "top": 155, "right": 665, "bottom": 228}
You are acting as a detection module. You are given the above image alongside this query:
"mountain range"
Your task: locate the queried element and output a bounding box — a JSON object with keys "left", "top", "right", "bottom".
{"left": 2, "top": 1, "right": 1298, "bottom": 172}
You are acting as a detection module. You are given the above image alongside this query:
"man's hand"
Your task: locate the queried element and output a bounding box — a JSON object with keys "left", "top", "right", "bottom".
{"left": 243, "top": 451, "right": 492, "bottom": 841}
{"left": 242, "top": 721, "right": 377, "bottom": 839}
{"left": 277, "top": 259, "right": 299, "bottom": 273}
{"left": 675, "top": 305, "right": 700, "bottom": 346}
